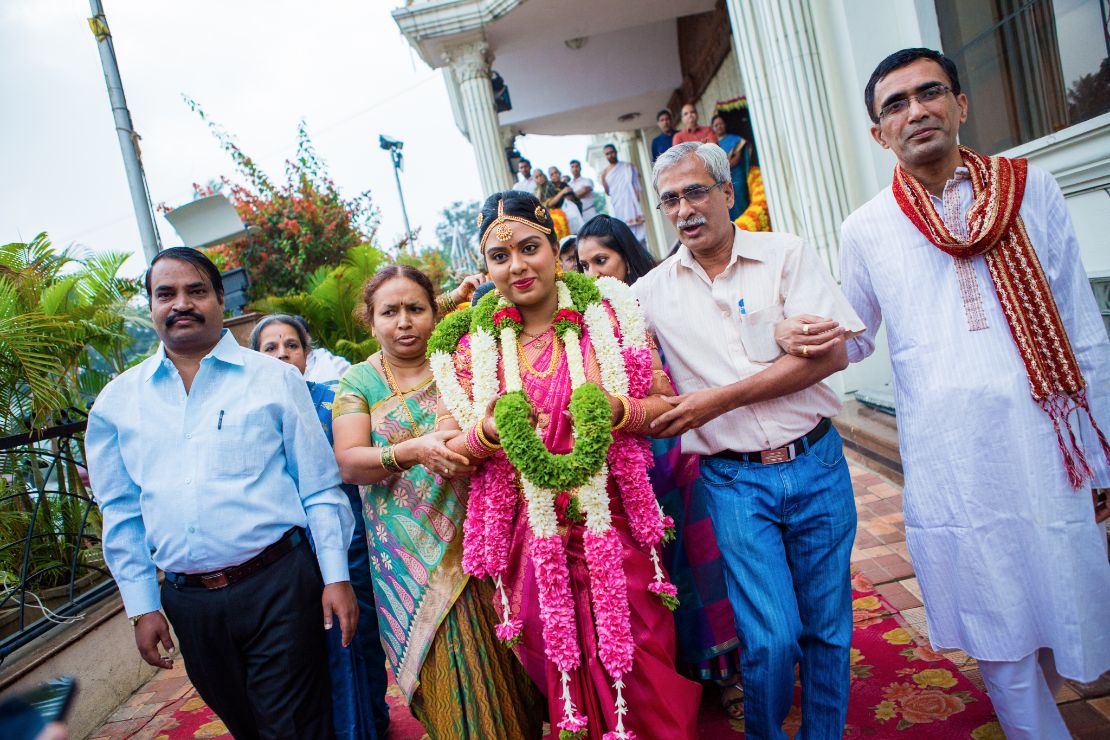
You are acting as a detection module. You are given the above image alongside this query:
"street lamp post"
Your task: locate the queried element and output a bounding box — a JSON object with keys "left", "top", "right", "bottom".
{"left": 379, "top": 135, "right": 413, "bottom": 250}
{"left": 87, "top": 0, "right": 162, "bottom": 264}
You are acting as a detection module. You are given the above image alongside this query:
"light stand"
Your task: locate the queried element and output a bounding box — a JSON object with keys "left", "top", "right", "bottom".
{"left": 379, "top": 135, "right": 413, "bottom": 250}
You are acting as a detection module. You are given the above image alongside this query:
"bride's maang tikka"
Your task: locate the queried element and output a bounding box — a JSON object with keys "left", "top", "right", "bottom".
{"left": 479, "top": 198, "right": 552, "bottom": 254}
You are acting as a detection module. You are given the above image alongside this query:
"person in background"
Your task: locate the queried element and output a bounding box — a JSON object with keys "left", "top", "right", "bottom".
{"left": 636, "top": 143, "right": 864, "bottom": 738}
{"left": 291, "top": 316, "right": 352, "bottom": 384}
{"left": 86, "top": 247, "right": 357, "bottom": 739}
{"left": 711, "top": 114, "right": 750, "bottom": 221}
{"left": 548, "top": 165, "right": 584, "bottom": 234}
{"left": 672, "top": 103, "right": 718, "bottom": 146}
{"left": 651, "top": 108, "right": 676, "bottom": 162}
{"left": 558, "top": 235, "right": 580, "bottom": 274}
{"left": 601, "top": 144, "right": 647, "bottom": 245}
{"left": 512, "top": 158, "right": 536, "bottom": 193}
{"left": 576, "top": 214, "right": 747, "bottom": 719}
{"left": 251, "top": 314, "right": 391, "bottom": 740}
{"left": 533, "top": 169, "right": 572, "bottom": 239}
{"left": 809, "top": 47, "right": 1110, "bottom": 739}
{"left": 568, "top": 159, "right": 598, "bottom": 221}
{"left": 332, "top": 265, "right": 544, "bottom": 738}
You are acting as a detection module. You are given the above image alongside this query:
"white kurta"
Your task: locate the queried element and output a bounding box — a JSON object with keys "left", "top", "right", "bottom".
{"left": 604, "top": 161, "right": 645, "bottom": 241}
{"left": 839, "top": 164, "right": 1110, "bottom": 681}
{"left": 304, "top": 347, "right": 351, "bottom": 384}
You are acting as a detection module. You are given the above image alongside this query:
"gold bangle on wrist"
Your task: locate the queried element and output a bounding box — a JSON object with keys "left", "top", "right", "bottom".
{"left": 435, "top": 292, "right": 457, "bottom": 315}
{"left": 612, "top": 394, "right": 632, "bottom": 432}
{"left": 475, "top": 418, "right": 502, "bottom": 449}
{"left": 381, "top": 445, "right": 405, "bottom": 474}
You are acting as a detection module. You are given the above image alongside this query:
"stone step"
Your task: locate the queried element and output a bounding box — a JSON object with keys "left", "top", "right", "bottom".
{"left": 834, "top": 400, "right": 903, "bottom": 486}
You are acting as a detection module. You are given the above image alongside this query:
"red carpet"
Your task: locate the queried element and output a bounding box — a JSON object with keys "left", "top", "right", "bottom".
{"left": 693, "top": 571, "right": 1000, "bottom": 737}
{"left": 146, "top": 573, "right": 999, "bottom": 739}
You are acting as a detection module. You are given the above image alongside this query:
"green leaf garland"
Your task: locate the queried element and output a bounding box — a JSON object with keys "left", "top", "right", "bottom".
{"left": 426, "top": 305, "right": 473, "bottom": 357}
{"left": 494, "top": 384, "right": 612, "bottom": 491}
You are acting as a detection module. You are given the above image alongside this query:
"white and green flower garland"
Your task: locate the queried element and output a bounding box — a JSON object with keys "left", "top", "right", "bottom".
{"left": 427, "top": 272, "right": 674, "bottom": 740}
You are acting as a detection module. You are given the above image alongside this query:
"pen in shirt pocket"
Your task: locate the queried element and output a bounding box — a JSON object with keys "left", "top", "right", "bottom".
{"left": 738, "top": 298, "right": 747, "bottom": 316}
{"left": 217, "top": 410, "right": 224, "bottom": 430}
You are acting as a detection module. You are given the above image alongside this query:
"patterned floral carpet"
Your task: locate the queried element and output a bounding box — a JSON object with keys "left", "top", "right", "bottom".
{"left": 135, "top": 569, "right": 999, "bottom": 739}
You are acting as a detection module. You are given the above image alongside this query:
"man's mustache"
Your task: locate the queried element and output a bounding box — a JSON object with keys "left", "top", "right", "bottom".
{"left": 166, "top": 310, "right": 204, "bottom": 328}
{"left": 677, "top": 214, "right": 707, "bottom": 229}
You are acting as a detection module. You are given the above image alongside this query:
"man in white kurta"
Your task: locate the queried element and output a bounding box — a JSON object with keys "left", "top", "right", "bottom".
{"left": 837, "top": 48, "right": 1110, "bottom": 739}
{"left": 600, "top": 144, "right": 646, "bottom": 243}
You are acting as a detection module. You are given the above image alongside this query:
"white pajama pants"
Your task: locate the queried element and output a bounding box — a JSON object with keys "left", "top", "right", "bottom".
{"left": 978, "top": 648, "right": 1070, "bottom": 739}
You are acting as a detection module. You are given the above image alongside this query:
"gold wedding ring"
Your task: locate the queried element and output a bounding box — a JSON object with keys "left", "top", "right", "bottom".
{"left": 802, "top": 345, "right": 809, "bottom": 357}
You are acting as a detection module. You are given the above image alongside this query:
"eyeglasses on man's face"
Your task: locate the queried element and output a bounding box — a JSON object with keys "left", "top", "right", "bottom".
{"left": 878, "top": 84, "right": 952, "bottom": 120}
{"left": 656, "top": 181, "right": 726, "bottom": 214}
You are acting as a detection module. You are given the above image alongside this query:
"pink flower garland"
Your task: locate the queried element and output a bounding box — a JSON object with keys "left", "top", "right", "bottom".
{"left": 460, "top": 474, "right": 488, "bottom": 578}
{"left": 530, "top": 534, "right": 582, "bottom": 672}
{"left": 481, "top": 451, "right": 517, "bottom": 579}
{"left": 608, "top": 434, "right": 662, "bottom": 549}
{"left": 622, "top": 346, "right": 653, "bottom": 398}
{"left": 583, "top": 528, "right": 634, "bottom": 678}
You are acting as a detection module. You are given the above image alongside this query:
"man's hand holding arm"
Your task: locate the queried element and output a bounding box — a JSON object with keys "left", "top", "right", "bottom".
{"left": 651, "top": 339, "right": 848, "bottom": 438}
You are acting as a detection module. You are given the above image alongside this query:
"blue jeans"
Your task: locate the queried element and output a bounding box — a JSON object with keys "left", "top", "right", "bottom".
{"left": 700, "top": 426, "right": 856, "bottom": 740}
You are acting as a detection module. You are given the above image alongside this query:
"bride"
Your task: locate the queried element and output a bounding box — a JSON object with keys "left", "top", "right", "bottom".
{"left": 429, "top": 190, "right": 701, "bottom": 738}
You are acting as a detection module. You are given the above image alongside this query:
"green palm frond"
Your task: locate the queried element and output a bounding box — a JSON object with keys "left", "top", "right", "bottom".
{"left": 40, "top": 275, "right": 82, "bottom": 315}
{"left": 0, "top": 312, "right": 78, "bottom": 428}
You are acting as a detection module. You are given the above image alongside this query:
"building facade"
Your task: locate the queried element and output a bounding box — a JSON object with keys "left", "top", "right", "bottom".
{"left": 393, "top": 0, "right": 1110, "bottom": 392}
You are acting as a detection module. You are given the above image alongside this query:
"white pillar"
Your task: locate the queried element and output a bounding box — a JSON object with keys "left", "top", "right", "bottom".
{"left": 630, "top": 130, "right": 675, "bottom": 259}
{"left": 725, "top": 0, "right": 853, "bottom": 275}
{"left": 443, "top": 40, "right": 514, "bottom": 195}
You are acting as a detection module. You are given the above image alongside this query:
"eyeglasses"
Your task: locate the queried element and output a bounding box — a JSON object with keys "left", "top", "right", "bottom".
{"left": 656, "top": 182, "right": 726, "bottom": 214}
{"left": 878, "top": 84, "right": 951, "bottom": 120}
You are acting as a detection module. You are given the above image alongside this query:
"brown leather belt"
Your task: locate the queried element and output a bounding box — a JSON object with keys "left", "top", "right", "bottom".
{"left": 164, "top": 527, "right": 304, "bottom": 590}
{"left": 714, "top": 417, "right": 832, "bottom": 465}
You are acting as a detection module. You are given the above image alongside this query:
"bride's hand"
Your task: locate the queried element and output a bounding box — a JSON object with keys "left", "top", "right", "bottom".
{"left": 398, "top": 431, "right": 474, "bottom": 478}
{"left": 482, "top": 393, "right": 540, "bottom": 444}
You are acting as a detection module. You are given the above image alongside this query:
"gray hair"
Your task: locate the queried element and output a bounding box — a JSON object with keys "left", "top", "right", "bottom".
{"left": 249, "top": 314, "right": 311, "bottom": 352}
{"left": 651, "top": 141, "right": 730, "bottom": 192}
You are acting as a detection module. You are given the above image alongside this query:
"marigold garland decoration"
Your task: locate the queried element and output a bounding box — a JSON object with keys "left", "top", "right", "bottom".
{"left": 734, "top": 165, "right": 771, "bottom": 232}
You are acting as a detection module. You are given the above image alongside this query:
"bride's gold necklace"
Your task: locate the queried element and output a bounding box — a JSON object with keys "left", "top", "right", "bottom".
{"left": 516, "top": 331, "right": 561, "bottom": 378}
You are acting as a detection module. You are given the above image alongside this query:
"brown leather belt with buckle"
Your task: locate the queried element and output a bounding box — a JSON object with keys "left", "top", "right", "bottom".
{"left": 165, "top": 527, "right": 304, "bottom": 590}
{"left": 715, "top": 418, "right": 832, "bottom": 465}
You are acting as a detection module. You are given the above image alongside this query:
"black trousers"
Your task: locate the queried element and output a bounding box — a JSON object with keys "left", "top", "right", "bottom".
{"left": 161, "top": 538, "right": 334, "bottom": 740}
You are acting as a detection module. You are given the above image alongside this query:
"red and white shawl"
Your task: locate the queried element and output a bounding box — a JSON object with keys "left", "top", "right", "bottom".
{"left": 892, "top": 145, "right": 1110, "bottom": 487}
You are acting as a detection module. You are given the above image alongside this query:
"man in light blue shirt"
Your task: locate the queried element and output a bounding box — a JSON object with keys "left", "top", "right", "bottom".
{"left": 86, "top": 247, "right": 356, "bottom": 739}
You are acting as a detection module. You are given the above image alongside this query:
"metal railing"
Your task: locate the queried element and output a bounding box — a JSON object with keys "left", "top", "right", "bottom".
{"left": 0, "top": 416, "right": 116, "bottom": 665}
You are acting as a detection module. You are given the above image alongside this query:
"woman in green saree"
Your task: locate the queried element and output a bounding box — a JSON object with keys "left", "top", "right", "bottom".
{"left": 332, "top": 265, "right": 543, "bottom": 738}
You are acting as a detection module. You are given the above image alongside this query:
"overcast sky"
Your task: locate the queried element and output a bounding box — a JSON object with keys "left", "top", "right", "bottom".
{"left": 0, "top": 1, "right": 591, "bottom": 277}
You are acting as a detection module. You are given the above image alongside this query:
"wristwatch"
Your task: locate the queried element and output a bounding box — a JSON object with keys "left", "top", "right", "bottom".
{"left": 130, "top": 612, "right": 151, "bottom": 627}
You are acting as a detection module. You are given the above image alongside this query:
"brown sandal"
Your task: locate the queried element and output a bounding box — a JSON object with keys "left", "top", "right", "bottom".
{"left": 720, "top": 682, "right": 744, "bottom": 720}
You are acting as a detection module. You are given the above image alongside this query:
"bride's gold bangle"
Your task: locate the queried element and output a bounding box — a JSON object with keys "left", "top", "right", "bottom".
{"left": 611, "top": 394, "right": 632, "bottom": 432}
{"left": 475, "top": 417, "right": 502, "bottom": 450}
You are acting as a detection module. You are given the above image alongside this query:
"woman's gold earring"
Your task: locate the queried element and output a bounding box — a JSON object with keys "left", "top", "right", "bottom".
{"left": 555, "top": 261, "right": 564, "bottom": 277}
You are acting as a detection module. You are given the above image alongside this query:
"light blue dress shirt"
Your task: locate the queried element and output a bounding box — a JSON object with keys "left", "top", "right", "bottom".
{"left": 86, "top": 330, "right": 354, "bottom": 617}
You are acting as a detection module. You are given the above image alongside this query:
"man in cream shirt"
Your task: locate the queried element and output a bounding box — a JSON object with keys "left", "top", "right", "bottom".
{"left": 634, "top": 142, "right": 864, "bottom": 739}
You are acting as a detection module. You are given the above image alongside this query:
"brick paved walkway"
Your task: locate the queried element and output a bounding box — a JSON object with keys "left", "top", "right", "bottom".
{"left": 90, "top": 457, "right": 1110, "bottom": 739}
